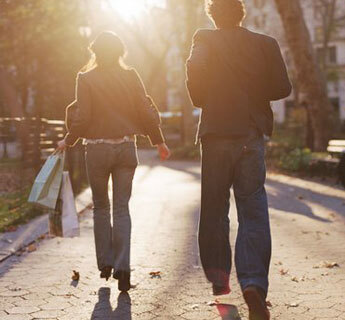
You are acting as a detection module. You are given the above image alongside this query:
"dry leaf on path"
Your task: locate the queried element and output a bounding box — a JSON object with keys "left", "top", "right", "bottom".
{"left": 291, "top": 276, "right": 299, "bottom": 282}
{"left": 72, "top": 270, "right": 80, "bottom": 281}
{"left": 27, "top": 244, "right": 37, "bottom": 252}
{"left": 149, "top": 271, "right": 161, "bottom": 278}
{"left": 207, "top": 299, "right": 219, "bottom": 306}
{"left": 280, "top": 268, "right": 289, "bottom": 275}
{"left": 286, "top": 302, "right": 299, "bottom": 308}
{"left": 324, "top": 261, "right": 339, "bottom": 268}
{"left": 314, "top": 261, "right": 340, "bottom": 269}
{"left": 6, "top": 226, "right": 18, "bottom": 232}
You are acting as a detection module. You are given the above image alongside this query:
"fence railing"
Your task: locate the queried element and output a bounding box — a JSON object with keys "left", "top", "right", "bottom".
{"left": 0, "top": 117, "right": 87, "bottom": 194}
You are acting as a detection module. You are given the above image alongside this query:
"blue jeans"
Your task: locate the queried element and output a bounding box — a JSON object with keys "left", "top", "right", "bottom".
{"left": 85, "top": 142, "right": 138, "bottom": 273}
{"left": 200, "top": 135, "right": 271, "bottom": 297}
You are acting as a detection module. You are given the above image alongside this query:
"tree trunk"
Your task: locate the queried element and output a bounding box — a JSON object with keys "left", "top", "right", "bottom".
{"left": 179, "top": 0, "right": 202, "bottom": 146}
{"left": 274, "top": 0, "right": 334, "bottom": 151}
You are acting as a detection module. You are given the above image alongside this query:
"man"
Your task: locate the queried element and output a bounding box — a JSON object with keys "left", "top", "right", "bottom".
{"left": 186, "top": 1, "right": 291, "bottom": 319}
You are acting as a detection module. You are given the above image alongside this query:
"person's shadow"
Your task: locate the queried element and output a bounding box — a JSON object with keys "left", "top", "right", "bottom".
{"left": 216, "top": 304, "right": 242, "bottom": 320}
{"left": 91, "top": 288, "right": 131, "bottom": 320}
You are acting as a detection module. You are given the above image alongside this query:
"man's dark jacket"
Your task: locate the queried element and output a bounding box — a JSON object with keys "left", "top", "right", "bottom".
{"left": 186, "top": 27, "right": 292, "bottom": 139}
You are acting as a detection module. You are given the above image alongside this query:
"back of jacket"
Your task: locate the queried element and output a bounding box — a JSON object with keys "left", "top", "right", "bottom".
{"left": 186, "top": 27, "right": 292, "bottom": 139}
{"left": 65, "top": 67, "right": 164, "bottom": 146}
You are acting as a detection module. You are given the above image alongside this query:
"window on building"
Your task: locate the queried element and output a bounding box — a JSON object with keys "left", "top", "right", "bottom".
{"left": 330, "top": 97, "right": 340, "bottom": 117}
{"left": 316, "top": 46, "right": 337, "bottom": 65}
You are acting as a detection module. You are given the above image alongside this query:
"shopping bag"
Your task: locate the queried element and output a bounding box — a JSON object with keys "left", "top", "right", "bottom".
{"left": 28, "top": 152, "right": 65, "bottom": 209}
{"left": 60, "top": 171, "right": 79, "bottom": 237}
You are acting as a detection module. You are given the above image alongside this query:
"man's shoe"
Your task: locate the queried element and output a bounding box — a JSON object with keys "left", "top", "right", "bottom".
{"left": 114, "top": 271, "right": 131, "bottom": 292}
{"left": 243, "top": 286, "right": 270, "bottom": 320}
{"left": 212, "top": 284, "right": 231, "bottom": 296}
{"left": 100, "top": 266, "right": 112, "bottom": 281}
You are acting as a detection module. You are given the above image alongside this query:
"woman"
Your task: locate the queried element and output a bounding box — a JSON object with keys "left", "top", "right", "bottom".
{"left": 57, "top": 31, "right": 170, "bottom": 292}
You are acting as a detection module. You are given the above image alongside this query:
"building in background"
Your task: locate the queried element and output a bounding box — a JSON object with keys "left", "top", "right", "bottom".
{"left": 244, "top": 0, "right": 345, "bottom": 124}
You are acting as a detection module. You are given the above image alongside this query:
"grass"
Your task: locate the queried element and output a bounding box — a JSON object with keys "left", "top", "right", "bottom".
{"left": 0, "top": 188, "right": 44, "bottom": 233}
{"left": 170, "top": 144, "right": 200, "bottom": 161}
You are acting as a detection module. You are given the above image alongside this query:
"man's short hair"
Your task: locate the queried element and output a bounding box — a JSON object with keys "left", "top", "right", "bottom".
{"left": 206, "top": 0, "right": 246, "bottom": 28}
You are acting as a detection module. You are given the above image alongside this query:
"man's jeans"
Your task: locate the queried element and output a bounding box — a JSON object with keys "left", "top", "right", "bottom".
{"left": 85, "top": 142, "right": 138, "bottom": 273}
{"left": 200, "top": 135, "right": 271, "bottom": 297}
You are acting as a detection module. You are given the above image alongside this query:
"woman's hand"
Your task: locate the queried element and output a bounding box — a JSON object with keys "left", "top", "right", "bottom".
{"left": 157, "top": 143, "right": 171, "bottom": 161}
{"left": 56, "top": 139, "right": 68, "bottom": 153}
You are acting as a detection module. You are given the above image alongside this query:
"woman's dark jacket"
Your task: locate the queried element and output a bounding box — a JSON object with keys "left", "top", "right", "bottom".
{"left": 65, "top": 66, "right": 164, "bottom": 146}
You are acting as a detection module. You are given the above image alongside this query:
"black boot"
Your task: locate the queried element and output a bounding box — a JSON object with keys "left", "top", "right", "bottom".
{"left": 243, "top": 286, "right": 270, "bottom": 320}
{"left": 114, "top": 271, "right": 131, "bottom": 292}
{"left": 100, "top": 266, "right": 112, "bottom": 281}
{"left": 212, "top": 283, "right": 231, "bottom": 296}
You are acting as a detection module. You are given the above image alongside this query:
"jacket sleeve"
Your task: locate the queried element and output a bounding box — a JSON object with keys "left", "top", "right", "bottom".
{"left": 131, "top": 70, "right": 165, "bottom": 146}
{"left": 186, "top": 30, "right": 210, "bottom": 108}
{"left": 265, "top": 38, "right": 292, "bottom": 101}
{"left": 65, "top": 73, "right": 92, "bottom": 146}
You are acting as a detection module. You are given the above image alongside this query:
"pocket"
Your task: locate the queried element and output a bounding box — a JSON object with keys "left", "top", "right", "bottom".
{"left": 120, "top": 143, "right": 139, "bottom": 167}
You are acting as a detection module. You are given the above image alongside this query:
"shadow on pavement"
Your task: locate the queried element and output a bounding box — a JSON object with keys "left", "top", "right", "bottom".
{"left": 91, "top": 288, "right": 131, "bottom": 320}
{"left": 216, "top": 304, "right": 242, "bottom": 320}
{"left": 266, "top": 178, "right": 339, "bottom": 222}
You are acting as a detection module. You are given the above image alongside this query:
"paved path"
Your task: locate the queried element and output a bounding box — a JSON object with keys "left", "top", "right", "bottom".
{"left": 1, "top": 151, "right": 345, "bottom": 320}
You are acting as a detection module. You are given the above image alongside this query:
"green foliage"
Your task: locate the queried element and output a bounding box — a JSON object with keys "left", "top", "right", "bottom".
{"left": 278, "top": 148, "right": 312, "bottom": 172}
{"left": 0, "top": 189, "right": 44, "bottom": 232}
{"left": 171, "top": 144, "right": 200, "bottom": 160}
{"left": 0, "top": 0, "right": 90, "bottom": 118}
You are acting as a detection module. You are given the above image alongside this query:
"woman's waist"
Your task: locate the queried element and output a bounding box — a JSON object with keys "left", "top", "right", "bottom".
{"left": 84, "top": 135, "right": 135, "bottom": 145}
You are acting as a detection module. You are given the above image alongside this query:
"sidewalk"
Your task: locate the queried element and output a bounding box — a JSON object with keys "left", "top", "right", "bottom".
{"left": 0, "top": 151, "right": 345, "bottom": 320}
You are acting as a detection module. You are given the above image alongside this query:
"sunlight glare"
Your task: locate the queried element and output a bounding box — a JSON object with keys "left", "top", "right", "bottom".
{"left": 108, "top": 0, "right": 162, "bottom": 21}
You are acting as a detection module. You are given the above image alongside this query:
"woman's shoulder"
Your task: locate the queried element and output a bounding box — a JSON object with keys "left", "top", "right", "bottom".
{"left": 77, "top": 67, "right": 98, "bottom": 81}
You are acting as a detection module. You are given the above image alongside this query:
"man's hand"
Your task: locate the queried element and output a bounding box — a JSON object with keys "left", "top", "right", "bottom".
{"left": 56, "top": 139, "right": 67, "bottom": 153}
{"left": 157, "top": 143, "right": 171, "bottom": 161}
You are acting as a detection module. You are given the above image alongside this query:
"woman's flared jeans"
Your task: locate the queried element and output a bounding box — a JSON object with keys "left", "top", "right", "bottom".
{"left": 85, "top": 142, "right": 138, "bottom": 273}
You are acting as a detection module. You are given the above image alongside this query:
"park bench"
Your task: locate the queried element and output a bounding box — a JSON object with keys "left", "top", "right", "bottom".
{"left": 327, "top": 140, "right": 345, "bottom": 188}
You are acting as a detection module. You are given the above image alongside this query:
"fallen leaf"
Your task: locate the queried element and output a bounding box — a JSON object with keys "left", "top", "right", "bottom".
{"left": 313, "top": 261, "right": 340, "bottom": 269}
{"left": 280, "top": 268, "right": 289, "bottom": 275}
{"left": 27, "top": 244, "right": 37, "bottom": 253}
{"left": 149, "top": 271, "right": 161, "bottom": 278}
{"left": 38, "top": 234, "right": 47, "bottom": 240}
{"left": 324, "top": 261, "right": 339, "bottom": 269}
{"left": 286, "top": 302, "right": 299, "bottom": 308}
{"left": 72, "top": 270, "right": 80, "bottom": 281}
{"left": 5, "top": 226, "right": 18, "bottom": 232}
{"left": 2, "top": 238, "right": 13, "bottom": 244}
{"left": 291, "top": 276, "right": 299, "bottom": 282}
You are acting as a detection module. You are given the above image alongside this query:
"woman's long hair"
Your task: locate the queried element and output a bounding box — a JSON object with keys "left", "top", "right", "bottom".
{"left": 81, "top": 31, "right": 128, "bottom": 72}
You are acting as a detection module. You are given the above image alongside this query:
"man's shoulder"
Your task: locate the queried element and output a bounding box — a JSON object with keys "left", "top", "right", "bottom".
{"left": 243, "top": 28, "right": 278, "bottom": 46}
{"left": 193, "top": 28, "right": 216, "bottom": 41}
{"left": 77, "top": 68, "right": 98, "bottom": 83}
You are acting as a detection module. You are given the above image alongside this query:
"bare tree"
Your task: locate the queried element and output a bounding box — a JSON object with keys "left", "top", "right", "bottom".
{"left": 313, "top": 0, "right": 345, "bottom": 70}
{"left": 166, "top": 0, "right": 206, "bottom": 145}
{"left": 274, "top": 0, "right": 334, "bottom": 151}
